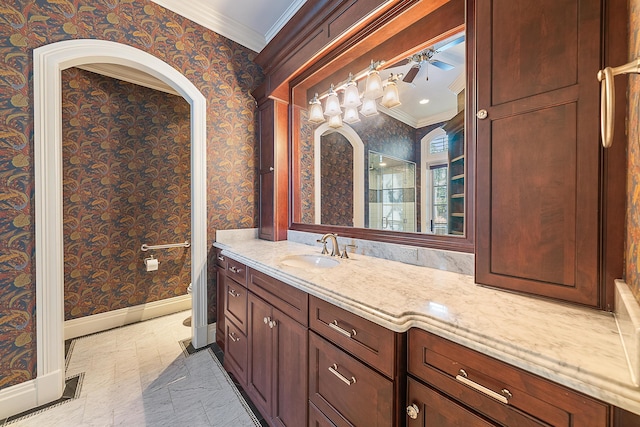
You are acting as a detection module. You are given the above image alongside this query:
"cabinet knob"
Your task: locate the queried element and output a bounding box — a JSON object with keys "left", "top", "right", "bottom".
{"left": 269, "top": 319, "right": 277, "bottom": 329}
{"left": 406, "top": 403, "right": 420, "bottom": 420}
{"left": 476, "top": 109, "right": 488, "bottom": 120}
{"left": 269, "top": 166, "right": 274, "bottom": 172}
{"left": 263, "top": 316, "right": 270, "bottom": 325}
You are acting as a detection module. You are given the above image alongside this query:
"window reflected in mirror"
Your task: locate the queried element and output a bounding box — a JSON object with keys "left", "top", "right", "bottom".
{"left": 293, "top": 27, "right": 466, "bottom": 238}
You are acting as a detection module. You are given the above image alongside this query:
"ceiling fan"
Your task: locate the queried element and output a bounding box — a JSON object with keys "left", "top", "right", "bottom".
{"left": 395, "top": 35, "right": 465, "bottom": 83}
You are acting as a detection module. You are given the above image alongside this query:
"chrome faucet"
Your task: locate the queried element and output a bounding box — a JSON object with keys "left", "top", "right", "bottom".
{"left": 317, "top": 233, "right": 340, "bottom": 256}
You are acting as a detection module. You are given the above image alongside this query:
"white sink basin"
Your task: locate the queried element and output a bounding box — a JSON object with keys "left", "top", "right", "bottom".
{"left": 280, "top": 254, "right": 340, "bottom": 269}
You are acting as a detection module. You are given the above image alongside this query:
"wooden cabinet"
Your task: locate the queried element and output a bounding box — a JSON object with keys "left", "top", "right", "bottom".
{"left": 247, "top": 292, "right": 308, "bottom": 427}
{"left": 256, "top": 90, "right": 288, "bottom": 242}
{"left": 474, "top": 0, "right": 619, "bottom": 307}
{"left": 214, "top": 248, "right": 226, "bottom": 351}
{"left": 309, "top": 331, "right": 394, "bottom": 426}
{"left": 221, "top": 257, "right": 249, "bottom": 387}
{"left": 308, "top": 295, "right": 406, "bottom": 426}
{"left": 407, "top": 329, "right": 609, "bottom": 427}
{"left": 407, "top": 377, "right": 498, "bottom": 427}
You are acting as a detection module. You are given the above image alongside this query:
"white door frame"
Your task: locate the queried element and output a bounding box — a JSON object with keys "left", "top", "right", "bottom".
{"left": 0, "top": 39, "right": 208, "bottom": 417}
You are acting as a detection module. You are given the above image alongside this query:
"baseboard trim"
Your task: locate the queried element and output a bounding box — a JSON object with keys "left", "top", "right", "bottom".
{"left": 0, "top": 369, "right": 64, "bottom": 419}
{"left": 64, "top": 295, "right": 191, "bottom": 340}
{"left": 208, "top": 323, "right": 217, "bottom": 344}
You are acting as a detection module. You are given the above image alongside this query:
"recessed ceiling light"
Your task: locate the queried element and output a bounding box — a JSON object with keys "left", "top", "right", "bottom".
{"left": 419, "top": 99, "right": 430, "bottom": 104}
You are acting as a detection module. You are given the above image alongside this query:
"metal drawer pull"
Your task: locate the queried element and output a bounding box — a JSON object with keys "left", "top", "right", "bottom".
{"left": 328, "top": 320, "right": 356, "bottom": 338}
{"left": 456, "top": 369, "right": 511, "bottom": 404}
{"left": 229, "top": 266, "right": 242, "bottom": 274}
{"left": 217, "top": 255, "right": 225, "bottom": 262}
{"left": 264, "top": 316, "right": 270, "bottom": 325}
{"left": 406, "top": 404, "right": 420, "bottom": 420}
{"left": 228, "top": 289, "right": 240, "bottom": 297}
{"left": 228, "top": 332, "right": 239, "bottom": 343}
{"left": 328, "top": 364, "right": 356, "bottom": 386}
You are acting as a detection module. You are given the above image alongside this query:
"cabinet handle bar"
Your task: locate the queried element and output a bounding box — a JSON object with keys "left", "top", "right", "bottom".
{"left": 328, "top": 364, "right": 356, "bottom": 386}
{"left": 328, "top": 320, "right": 356, "bottom": 338}
{"left": 456, "top": 369, "right": 510, "bottom": 404}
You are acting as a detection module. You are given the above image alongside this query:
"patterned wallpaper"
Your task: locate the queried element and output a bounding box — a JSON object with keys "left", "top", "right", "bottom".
{"left": 62, "top": 68, "right": 191, "bottom": 320}
{"left": 0, "top": 0, "right": 262, "bottom": 390}
{"left": 320, "top": 132, "right": 354, "bottom": 226}
{"left": 628, "top": 0, "right": 640, "bottom": 304}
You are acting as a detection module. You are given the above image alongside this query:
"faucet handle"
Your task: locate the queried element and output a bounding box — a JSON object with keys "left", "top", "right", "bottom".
{"left": 317, "top": 239, "right": 329, "bottom": 255}
{"left": 340, "top": 244, "right": 358, "bottom": 259}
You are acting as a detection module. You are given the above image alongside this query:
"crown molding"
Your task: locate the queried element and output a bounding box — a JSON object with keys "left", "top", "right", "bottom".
{"left": 265, "top": 0, "right": 307, "bottom": 44}
{"left": 379, "top": 105, "right": 457, "bottom": 129}
{"left": 448, "top": 70, "right": 465, "bottom": 95}
{"left": 150, "top": 0, "right": 265, "bottom": 52}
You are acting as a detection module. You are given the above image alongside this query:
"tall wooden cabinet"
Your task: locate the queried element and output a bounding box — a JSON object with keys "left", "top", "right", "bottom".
{"left": 255, "top": 84, "right": 289, "bottom": 241}
{"left": 475, "top": 0, "right": 624, "bottom": 307}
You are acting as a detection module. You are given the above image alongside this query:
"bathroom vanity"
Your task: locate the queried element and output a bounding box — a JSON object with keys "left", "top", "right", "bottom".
{"left": 214, "top": 239, "right": 640, "bottom": 426}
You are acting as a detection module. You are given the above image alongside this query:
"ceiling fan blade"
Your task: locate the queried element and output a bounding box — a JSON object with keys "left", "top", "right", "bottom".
{"left": 436, "top": 35, "right": 465, "bottom": 53}
{"left": 402, "top": 64, "right": 420, "bottom": 83}
{"left": 430, "top": 60, "right": 455, "bottom": 71}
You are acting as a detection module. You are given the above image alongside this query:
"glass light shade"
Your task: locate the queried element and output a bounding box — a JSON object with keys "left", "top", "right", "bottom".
{"left": 360, "top": 97, "right": 378, "bottom": 117}
{"left": 323, "top": 88, "right": 342, "bottom": 117}
{"left": 342, "top": 83, "right": 362, "bottom": 108}
{"left": 380, "top": 81, "right": 401, "bottom": 108}
{"left": 308, "top": 100, "right": 325, "bottom": 123}
{"left": 343, "top": 106, "right": 360, "bottom": 124}
{"left": 364, "top": 71, "right": 383, "bottom": 99}
{"left": 328, "top": 113, "right": 342, "bottom": 128}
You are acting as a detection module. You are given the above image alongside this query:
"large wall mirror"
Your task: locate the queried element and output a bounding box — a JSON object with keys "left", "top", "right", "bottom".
{"left": 290, "top": 0, "right": 473, "bottom": 252}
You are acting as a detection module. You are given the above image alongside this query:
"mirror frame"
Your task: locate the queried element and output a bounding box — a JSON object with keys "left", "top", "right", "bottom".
{"left": 289, "top": 0, "right": 475, "bottom": 253}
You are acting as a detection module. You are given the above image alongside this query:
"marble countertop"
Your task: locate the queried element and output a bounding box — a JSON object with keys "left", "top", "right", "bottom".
{"left": 214, "top": 238, "right": 640, "bottom": 415}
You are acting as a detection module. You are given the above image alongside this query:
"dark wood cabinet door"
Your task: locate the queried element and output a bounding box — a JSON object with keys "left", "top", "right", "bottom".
{"left": 309, "top": 331, "right": 393, "bottom": 427}
{"left": 224, "top": 278, "right": 248, "bottom": 335}
{"left": 257, "top": 96, "right": 288, "bottom": 241}
{"left": 247, "top": 293, "right": 274, "bottom": 419}
{"left": 272, "top": 306, "right": 308, "bottom": 427}
{"left": 407, "top": 378, "right": 498, "bottom": 427}
{"left": 215, "top": 268, "right": 225, "bottom": 351}
{"left": 223, "top": 320, "right": 247, "bottom": 387}
{"left": 475, "top": 0, "right": 602, "bottom": 306}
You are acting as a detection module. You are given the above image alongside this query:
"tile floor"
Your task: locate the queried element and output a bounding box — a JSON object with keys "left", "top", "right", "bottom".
{"left": 3, "top": 311, "right": 261, "bottom": 427}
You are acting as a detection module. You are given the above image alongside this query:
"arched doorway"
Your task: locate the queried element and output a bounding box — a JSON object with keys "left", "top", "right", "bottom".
{"left": 32, "top": 39, "right": 207, "bottom": 407}
{"left": 313, "top": 123, "right": 365, "bottom": 227}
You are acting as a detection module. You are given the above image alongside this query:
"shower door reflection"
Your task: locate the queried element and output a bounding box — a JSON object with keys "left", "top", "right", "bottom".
{"left": 368, "top": 151, "right": 416, "bottom": 232}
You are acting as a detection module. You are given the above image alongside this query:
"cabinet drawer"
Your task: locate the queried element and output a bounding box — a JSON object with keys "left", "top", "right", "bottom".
{"left": 248, "top": 267, "right": 308, "bottom": 325}
{"left": 408, "top": 329, "right": 608, "bottom": 427}
{"left": 407, "top": 377, "right": 498, "bottom": 427}
{"left": 223, "top": 320, "right": 247, "bottom": 387}
{"left": 224, "top": 279, "right": 248, "bottom": 335}
{"left": 309, "top": 401, "right": 337, "bottom": 427}
{"left": 309, "top": 331, "right": 393, "bottom": 427}
{"left": 214, "top": 248, "right": 227, "bottom": 269}
{"left": 226, "top": 258, "right": 247, "bottom": 287}
{"left": 310, "top": 295, "right": 396, "bottom": 378}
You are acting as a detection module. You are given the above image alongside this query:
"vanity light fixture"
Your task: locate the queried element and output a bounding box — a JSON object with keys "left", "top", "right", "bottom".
{"left": 380, "top": 74, "right": 401, "bottom": 109}
{"left": 308, "top": 93, "right": 325, "bottom": 123}
{"left": 342, "top": 73, "right": 362, "bottom": 108}
{"left": 364, "top": 61, "right": 384, "bottom": 99}
{"left": 324, "top": 84, "right": 342, "bottom": 117}
{"left": 328, "top": 113, "right": 343, "bottom": 128}
{"left": 360, "top": 97, "right": 378, "bottom": 117}
{"left": 343, "top": 106, "right": 361, "bottom": 124}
